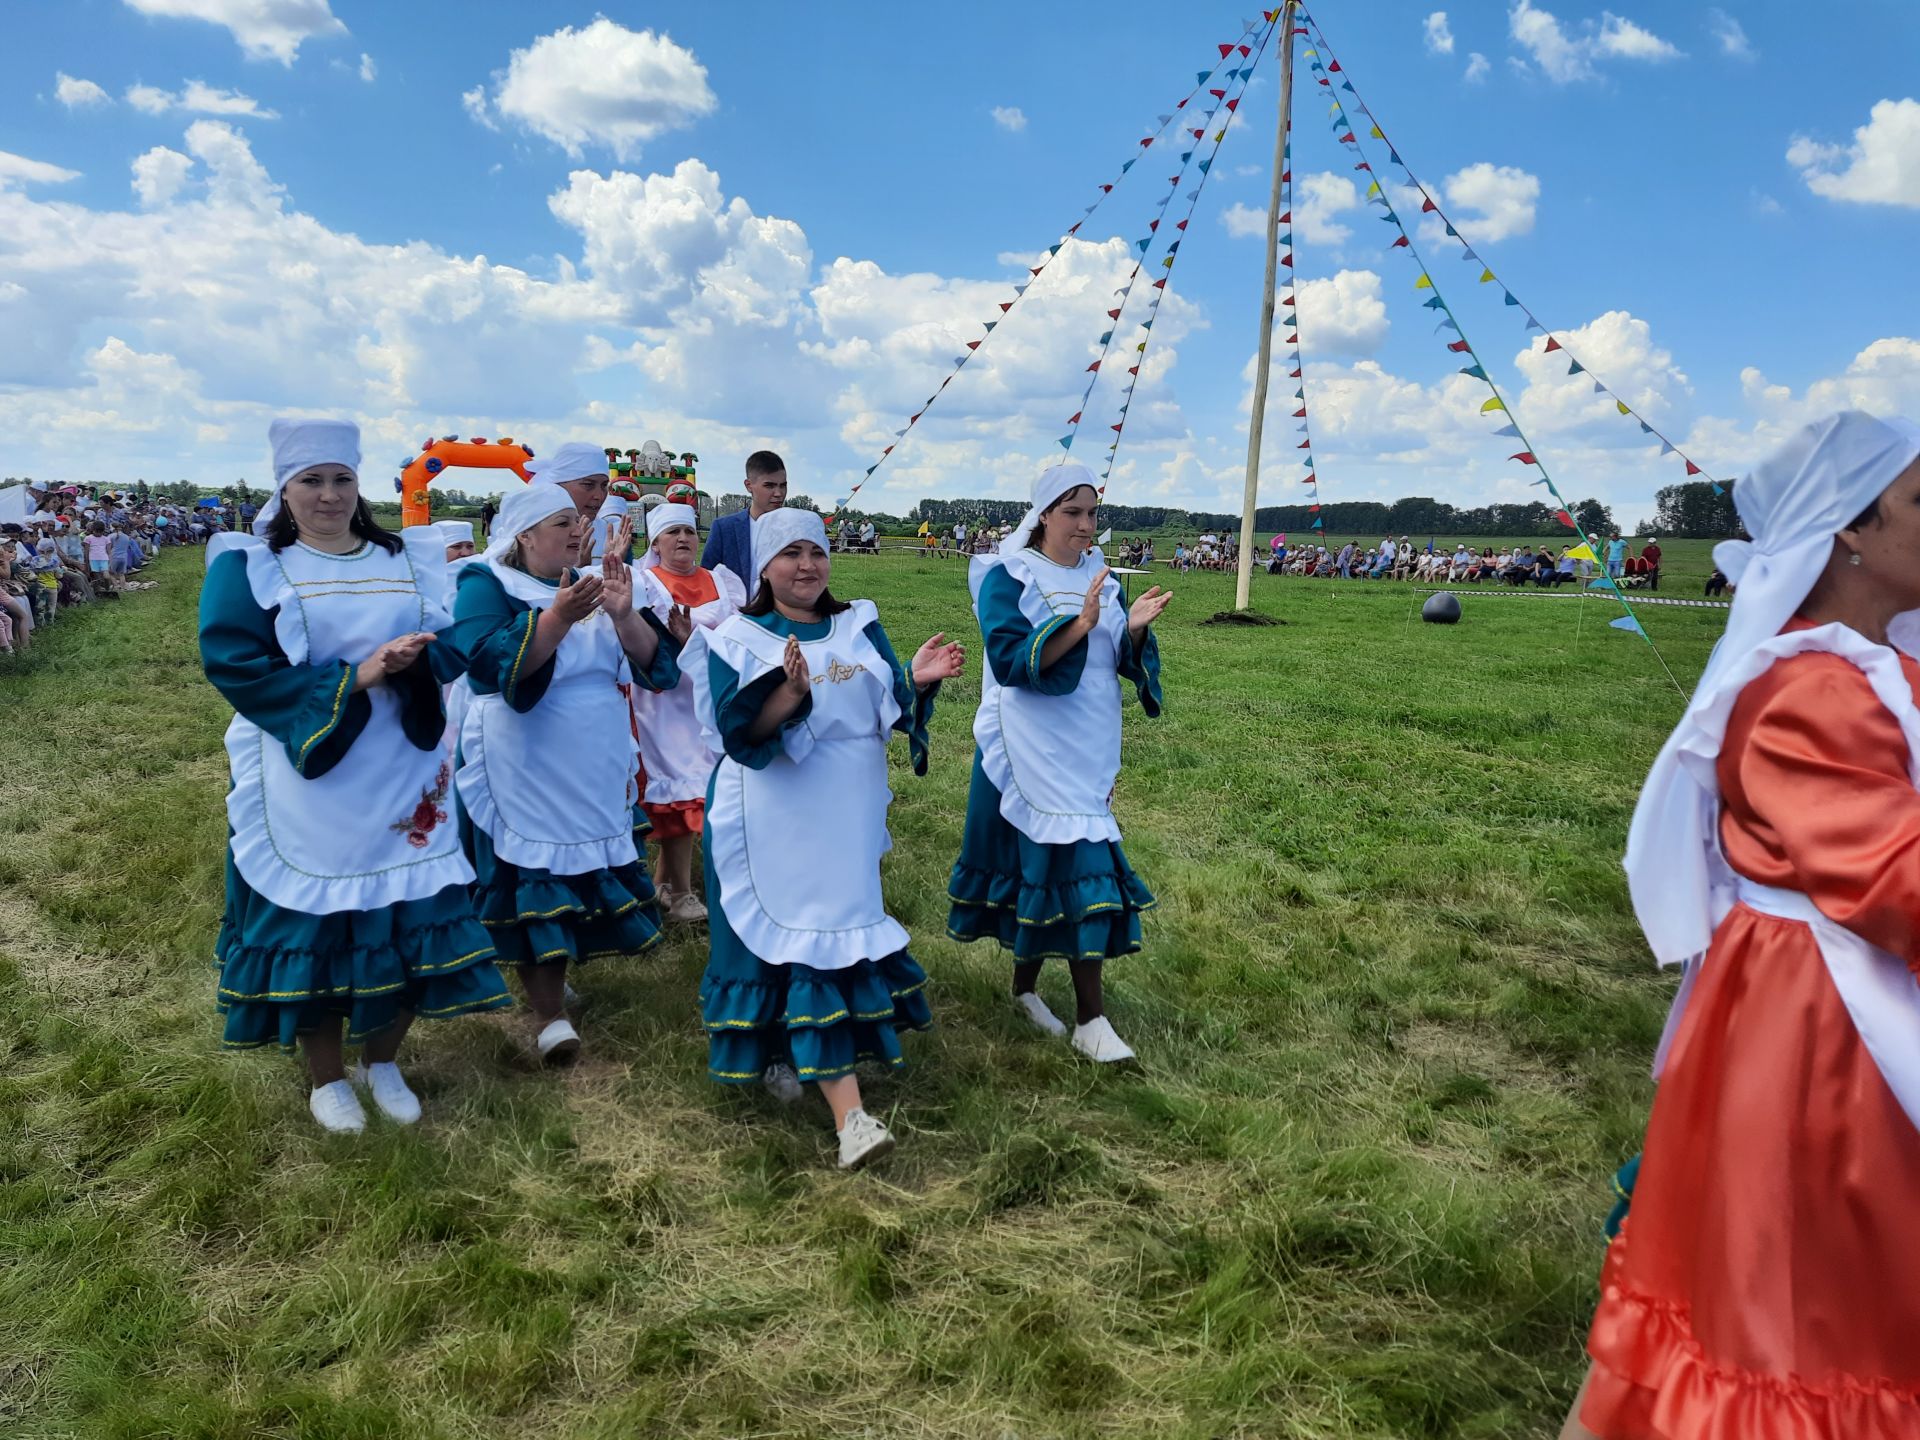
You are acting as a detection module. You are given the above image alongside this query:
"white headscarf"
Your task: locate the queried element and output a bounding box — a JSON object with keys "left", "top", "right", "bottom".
{"left": 639, "top": 502, "right": 698, "bottom": 572}
{"left": 1625, "top": 410, "right": 1920, "bottom": 970}
{"left": 479, "top": 484, "right": 580, "bottom": 567}
{"left": 435, "top": 519, "right": 474, "bottom": 547}
{"left": 526, "top": 441, "right": 609, "bottom": 489}
{"left": 259, "top": 417, "right": 361, "bottom": 536}
{"left": 751, "top": 508, "right": 828, "bottom": 583}
{"left": 1000, "top": 461, "right": 1100, "bottom": 555}
{"left": 590, "top": 494, "right": 630, "bottom": 559}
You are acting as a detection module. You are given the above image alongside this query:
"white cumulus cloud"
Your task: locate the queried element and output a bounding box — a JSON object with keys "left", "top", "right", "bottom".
{"left": 991, "top": 105, "right": 1028, "bottom": 133}
{"left": 1787, "top": 98, "right": 1920, "bottom": 209}
{"left": 1438, "top": 162, "right": 1539, "bottom": 242}
{"left": 1292, "top": 269, "right": 1390, "bottom": 356}
{"left": 1707, "top": 8, "right": 1753, "bottom": 59}
{"left": 1424, "top": 12, "right": 1456, "bottom": 54}
{"left": 0, "top": 151, "right": 81, "bottom": 187}
{"left": 468, "top": 19, "right": 716, "bottom": 161}
{"left": 125, "top": 80, "right": 279, "bottom": 118}
{"left": 119, "top": 0, "right": 348, "bottom": 65}
{"left": 358, "top": 52, "right": 375, "bottom": 83}
{"left": 1508, "top": 0, "right": 1680, "bottom": 83}
{"left": 56, "top": 73, "right": 112, "bottom": 108}
{"left": 1464, "top": 52, "right": 1490, "bottom": 82}
{"left": 131, "top": 145, "right": 194, "bottom": 206}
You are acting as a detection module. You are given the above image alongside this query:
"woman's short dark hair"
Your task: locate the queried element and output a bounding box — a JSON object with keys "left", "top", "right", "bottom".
{"left": 1848, "top": 495, "right": 1885, "bottom": 531}
{"left": 264, "top": 489, "right": 403, "bottom": 554}
{"left": 741, "top": 578, "right": 850, "bottom": 618}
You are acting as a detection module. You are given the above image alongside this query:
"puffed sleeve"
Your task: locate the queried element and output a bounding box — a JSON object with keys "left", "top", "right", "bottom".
{"left": 978, "top": 562, "right": 1085, "bottom": 694}
{"left": 863, "top": 619, "right": 935, "bottom": 776}
{"left": 1726, "top": 655, "right": 1920, "bottom": 972}
{"left": 1118, "top": 623, "right": 1164, "bottom": 718}
{"left": 707, "top": 643, "right": 813, "bottom": 771}
{"left": 625, "top": 607, "right": 681, "bottom": 693}
{"left": 197, "top": 549, "right": 368, "bottom": 778}
{"left": 450, "top": 564, "right": 552, "bottom": 713}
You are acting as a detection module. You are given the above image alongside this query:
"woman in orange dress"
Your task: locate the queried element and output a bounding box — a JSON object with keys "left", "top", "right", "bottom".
{"left": 1565, "top": 410, "right": 1920, "bottom": 1439}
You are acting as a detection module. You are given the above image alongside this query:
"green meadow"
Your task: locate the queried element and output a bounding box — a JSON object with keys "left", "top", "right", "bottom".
{"left": 0, "top": 544, "right": 1725, "bottom": 1438}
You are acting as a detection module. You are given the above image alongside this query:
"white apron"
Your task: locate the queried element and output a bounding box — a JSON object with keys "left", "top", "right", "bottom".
{"left": 455, "top": 560, "right": 640, "bottom": 876}
{"left": 632, "top": 564, "right": 745, "bottom": 805}
{"left": 693, "top": 601, "right": 910, "bottom": 970}
{"left": 1652, "top": 624, "right": 1920, "bottom": 1130}
{"left": 212, "top": 531, "right": 473, "bottom": 915}
{"left": 969, "top": 547, "right": 1125, "bottom": 845}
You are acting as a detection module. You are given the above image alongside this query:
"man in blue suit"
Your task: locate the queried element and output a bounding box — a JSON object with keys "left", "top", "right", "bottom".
{"left": 701, "top": 449, "right": 787, "bottom": 584}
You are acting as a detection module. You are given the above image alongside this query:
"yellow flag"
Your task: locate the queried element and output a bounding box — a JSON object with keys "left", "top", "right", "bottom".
{"left": 1479, "top": 268, "right": 1496, "bottom": 283}
{"left": 1414, "top": 274, "right": 1432, "bottom": 290}
{"left": 1616, "top": 400, "right": 1631, "bottom": 415}
{"left": 1369, "top": 125, "right": 1384, "bottom": 139}
{"left": 1563, "top": 542, "right": 1598, "bottom": 563}
{"left": 1366, "top": 180, "right": 1381, "bottom": 197}
{"left": 917, "top": 521, "right": 929, "bottom": 536}
{"left": 1481, "top": 397, "right": 1506, "bottom": 414}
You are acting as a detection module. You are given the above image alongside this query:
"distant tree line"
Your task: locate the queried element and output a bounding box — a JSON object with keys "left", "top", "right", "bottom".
{"left": 913, "top": 493, "right": 1620, "bottom": 538}
{"left": 1652, "top": 480, "right": 1744, "bottom": 538}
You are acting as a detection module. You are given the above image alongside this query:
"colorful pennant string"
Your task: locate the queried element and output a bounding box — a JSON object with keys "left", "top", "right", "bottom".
{"left": 1303, "top": 8, "right": 1681, "bottom": 689}
{"left": 1302, "top": 11, "right": 1729, "bottom": 501}
{"left": 1101, "top": 12, "right": 1284, "bottom": 490}
{"left": 828, "top": 18, "right": 1270, "bottom": 520}
{"left": 1061, "top": 19, "right": 1279, "bottom": 457}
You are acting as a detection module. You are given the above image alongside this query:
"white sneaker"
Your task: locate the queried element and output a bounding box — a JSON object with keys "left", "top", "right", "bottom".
{"left": 350, "top": 1061, "right": 422, "bottom": 1124}
{"left": 1016, "top": 990, "right": 1068, "bottom": 1037}
{"left": 1070, "top": 1016, "right": 1137, "bottom": 1064}
{"left": 667, "top": 889, "right": 708, "bottom": 924}
{"left": 836, "top": 1108, "right": 895, "bottom": 1170}
{"left": 535, "top": 1017, "right": 581, "bottom": 1064}
{"left": 308, "top": 1079, "right": 367, "bottom": 1134}
{"left": 763, "top": 1062, "right": 804, "bottom": 1104}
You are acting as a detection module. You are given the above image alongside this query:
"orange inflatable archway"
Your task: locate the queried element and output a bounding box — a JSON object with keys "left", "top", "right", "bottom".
{"left": 399, "top": 436, "right": 534, "bottom": 528}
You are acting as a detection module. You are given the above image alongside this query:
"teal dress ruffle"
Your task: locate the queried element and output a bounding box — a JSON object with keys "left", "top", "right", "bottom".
{"left": 449, "top": 562, "right": 675, "bottom": 968}
{"left": 945, "top": 560, "right": 1163, "bottom": 964}
{"left": 215, "top": 859, "right": 510, "bottom": 1050}
{"left": 697, "top": 610, "right": 936, "bottom": 1084}
{"left": 460, "top": 801, "right": 663, "bottom": 966}
{"left": 198, "top": 548, "right": 511, "bottom": 1051}
{"left": 946, "top": 751, "right": 1157, "bottom": 962}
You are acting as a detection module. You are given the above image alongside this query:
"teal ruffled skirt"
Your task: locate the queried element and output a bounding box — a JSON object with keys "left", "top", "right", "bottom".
{"left": 214, "top": 854, "right": 511, "bottom": 1051}
{"left": 699, "top": 826, "right": 932, "bottom": 1085}
{"left": 946, "top": 751, "right": 1156, "bottom": 962}
{"left": 460, "top": 802, "right": 663, "bottom": 967}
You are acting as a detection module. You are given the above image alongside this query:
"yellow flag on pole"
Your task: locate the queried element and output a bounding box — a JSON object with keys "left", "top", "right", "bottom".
{"left": 1481, "top": 396, "right": 1507, "bottom": 414}
{"left": 1563, "top": 542, "right": 1597, "bottom": 563}
{"left": 1414, "top": 274, "right": 1432, "bottom": 290}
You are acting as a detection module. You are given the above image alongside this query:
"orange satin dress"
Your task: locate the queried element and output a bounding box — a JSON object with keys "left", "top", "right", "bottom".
{"left": 1583, "top": 638, "right": 1920, "bottom": 1438}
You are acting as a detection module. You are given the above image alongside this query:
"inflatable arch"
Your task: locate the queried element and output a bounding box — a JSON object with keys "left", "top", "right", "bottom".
{"left": 398, "top": 436, "right": 534, "bottom": 528}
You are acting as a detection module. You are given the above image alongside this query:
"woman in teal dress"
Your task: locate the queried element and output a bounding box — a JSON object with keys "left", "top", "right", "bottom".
{"left": 692, "top": 508, "right": 964, "bottom": 1168}
{"left": 449, "top": 484, "right": 684, "bottom": 1064}
{"left": 946, "top": 461, "right": 1172, "bottom": 1062}
{"left": 200, "top": 418, "right": 511, "bottom": 1134}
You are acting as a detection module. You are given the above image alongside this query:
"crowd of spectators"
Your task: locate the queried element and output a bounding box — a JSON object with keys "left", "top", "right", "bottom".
{"left": 1259, "top": 532, "right": 1668, "bottom": 590}
{"left": 0, "top": 482, "right": 204, "bottom": 654}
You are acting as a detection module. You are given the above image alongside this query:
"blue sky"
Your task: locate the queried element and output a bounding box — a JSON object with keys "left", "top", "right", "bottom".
{"left": 2, "top": 0, "right": 1914, "bottom": 523}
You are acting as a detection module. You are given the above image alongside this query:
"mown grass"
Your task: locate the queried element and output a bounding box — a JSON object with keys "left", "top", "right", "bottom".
{"left": 0, "top": 544, "right": 1724, "bottom": 1438}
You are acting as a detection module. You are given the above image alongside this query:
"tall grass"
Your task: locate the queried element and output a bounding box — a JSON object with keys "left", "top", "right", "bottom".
{"left": 0, "top": 546, "right": 1722, "bottom": 1437}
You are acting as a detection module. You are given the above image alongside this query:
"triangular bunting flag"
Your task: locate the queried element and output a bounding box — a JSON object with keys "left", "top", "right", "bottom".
{"left": 1686, "top": 461, "right": 1702, "bottom": 476}
{"left": 1479, "top": 269, "right": 1496, "bottom": 284}
{"left": 1659, "top": 440, "right": 1674, "bottom": 456}
{"left": 1509, "top": 451, "right": 1537, "bottom": 464}
{"left": 1481, "top": 397, "right": 1507, "bottom": 414}
{"left": 1568, "top": 360, "right": 1585, "bottom": 375}
{"left": 1545, "top": 337, "right": 1562, "bottom": 353}
{"left": 1414, "top": 274, "right": 1433, "bottom": 290}
{"left": 1447, "top": 339, "right": 1471, "bottom": 352}
{"left": 1616, "top": 400, "right": 1631, "bottom": 415}
{"left": 1459, "top": 365, "right": 1487, "bottom": 380}
{"left": 1493, "top": 424, "right": 1520, "bottom": 437}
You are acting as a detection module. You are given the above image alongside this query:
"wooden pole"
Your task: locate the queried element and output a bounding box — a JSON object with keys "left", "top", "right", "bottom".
{"left": 1234, "top": 0, "right": 1298, "bottom": 612}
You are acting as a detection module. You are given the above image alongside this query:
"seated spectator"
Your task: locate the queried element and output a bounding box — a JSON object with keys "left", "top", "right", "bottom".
{"left": 1705, "top": 567, "right": 1730, "bottom": 598}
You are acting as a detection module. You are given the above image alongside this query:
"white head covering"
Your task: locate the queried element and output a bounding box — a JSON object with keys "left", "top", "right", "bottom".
{"left": 588, "top": 494, "right": 630, "bottom": 559}
{"left": 435, "top": 519, "right": 474, "bottom": 547}
{"left": 1625, "top": 410, "right": 1920, "bottom": 971}
{"left": 640, "top": 502, "right": 698, "bottom": 572}
{"left": 259, "top": 417, "right": 361, "bottom": 536}
{"left": 751, "top": 508, "right": 828, "bottom": 583}
{"left": 526, "top": 441, "right": 609, "bottom": 489}
{"left": 1000, "top": 461, "right": 1100, "bottom": 555}
{"left": 479, "top": 484, "right": 580, "bottom": 566}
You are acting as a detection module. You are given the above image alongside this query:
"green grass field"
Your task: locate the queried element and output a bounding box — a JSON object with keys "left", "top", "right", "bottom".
{"left": 0, "top": 545, "right": 1726, "bottom": 1439}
